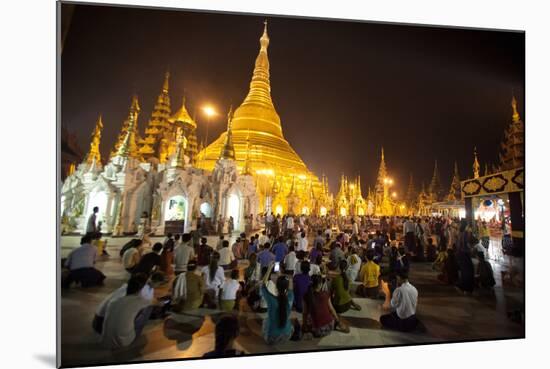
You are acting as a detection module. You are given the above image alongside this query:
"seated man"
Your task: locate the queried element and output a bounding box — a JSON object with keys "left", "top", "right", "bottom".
{"left": 219, "top": 240, "right": 237, "bottom": 270}
{"left": 63, "top": 234, "right": 105, "bottom": 288}
{"left": 101, "top": 273, "right": 154, "bottom": 349}
{"left": 380, "top": 271, "right": 418, "bottom": 332}
{"left": 93, "top": 273, "right": 156, "bottom": 334}
{"left": 122, "top": 240, "right": 144, "bottom": 274}
{"left": 132, "top": 242, "right": 163, "bottom": 276}
{"left": 174, "top": 233, "right": 195, "bottom": 275}
{"left": 172, "top": 260, "right": 205, "bottom": 312}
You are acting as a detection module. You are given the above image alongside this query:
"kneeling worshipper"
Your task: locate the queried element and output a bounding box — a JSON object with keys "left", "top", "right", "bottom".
{"left": 63, "top": 234, "right": 106, "bottom": 288}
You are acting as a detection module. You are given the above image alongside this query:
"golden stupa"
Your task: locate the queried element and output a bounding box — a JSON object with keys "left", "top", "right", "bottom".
{"left": 196, "top": 21, "right": 323, "bottom": 215}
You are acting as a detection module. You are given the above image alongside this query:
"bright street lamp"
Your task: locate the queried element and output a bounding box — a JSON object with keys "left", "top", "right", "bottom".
{"left": 201, "top": 105, "right": 217, "bottom": 145}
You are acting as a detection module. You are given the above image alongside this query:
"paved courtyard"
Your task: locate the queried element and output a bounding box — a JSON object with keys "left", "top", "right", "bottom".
{"left": 60, "top": 235, "right": 524, "bottom": 367}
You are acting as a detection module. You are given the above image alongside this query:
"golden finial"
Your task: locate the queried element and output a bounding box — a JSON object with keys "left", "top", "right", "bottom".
{"left": 84, "top": 114, "right": 103, "bottom": 165}
{"left": 163, "top": 70, "right": 170, "bottom": 93}
{"left": 227, "top": 104, "right": 234, "bottom": 129}
{"left": 220, "top": 105, "right": 236, "bottom": 160}
{"left": 260, "top": 19, "right": 270, "bottom": 50}
{"left": 511, "top": 96, "right": 520, "bottom": 123}
{"left": 68, "top": 162, "right": 76, "bottom": 176}
{"left": 381, "top": 146, "right": 385, "bottom": 161}
{"left": 473, "top": 147, "right": 480, "bottom": 179}
{"left": 116, "top": 95, "right": 141, "bottom": 159}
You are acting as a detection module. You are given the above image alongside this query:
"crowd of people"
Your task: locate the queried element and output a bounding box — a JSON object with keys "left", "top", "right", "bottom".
{"left": 62, "top": 209, "right": 500, "bottom": 358}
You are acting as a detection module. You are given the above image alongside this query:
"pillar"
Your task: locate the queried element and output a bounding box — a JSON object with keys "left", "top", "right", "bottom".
{"left": 464, "top": 197, "right": 474, "bottom": 226}
{"left": 508, "top": 191, "right": 524, "bottom": 256}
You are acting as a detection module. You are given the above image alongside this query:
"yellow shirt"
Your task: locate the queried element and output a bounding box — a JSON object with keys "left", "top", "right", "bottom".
{"left": 360, "top": 261, "right": 380, "bottom": 288}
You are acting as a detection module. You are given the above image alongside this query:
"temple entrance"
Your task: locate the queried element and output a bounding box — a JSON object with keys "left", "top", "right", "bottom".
{"left": 320, "top": 206, "right": 327, "bottom": 216}
{"left": 301, "top": 206, "right": 310, "bottom": 215}
{"left": 165, "top": 195, "right": 187, "bottom": 221}
{"left": 86, "top": 190, "right": 108, "bottom": 223}
{"left": 275, "top": 204, "right": 283, "bottom": 216}
{"left": 340, "top": 207, "right": 347, "bottom": 217}
{"left": 227, "top": 194, "right": 241, "bottom": 230}
{"left": 200, "top": 202, "right": 213, "bottom": 218}
{"left": 357, "top": 207, "right": 365, "bottom": 216}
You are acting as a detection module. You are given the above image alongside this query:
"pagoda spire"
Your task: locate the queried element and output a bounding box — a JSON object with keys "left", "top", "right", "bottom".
{"left": 242, "top": 20, "right": 273, "bottom": 108}
{"left": 83, "top": 115, "right": 103, "bottom": 166}
{"left": 162, "top": 70, "right": 170, "bottom": 93}
{"left": 473, "top": 147, "right": 480, "bottom": 178}
{"left": 375, "top": 147, "right": 388, "bottom": 195}
{"left": 447, "top": 161, "right": 462, "bottom": 201}
{"left": 357, "top": 175, "right": 363, "bottom": 198}
{"left": 139, "top": 72, "right": 172, "bottom": 159}
{"left": 499, "top": 96, "right": 524, "bottom": 170}
{"left": 429, "top": 160, "right": 443, "bottom": 202}
{"left": 511, "top": 95, "right": 521, "bottom": 123}
{"left": 219, "top": 106, "right": 236, "bottom": 160}
{"left": 115, "top": 94, "right": 141, "bottom": 159}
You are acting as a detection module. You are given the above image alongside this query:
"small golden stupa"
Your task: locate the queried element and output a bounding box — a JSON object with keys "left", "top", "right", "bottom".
{"left": 196, "top": 21, "right": 322, "bottom": 214}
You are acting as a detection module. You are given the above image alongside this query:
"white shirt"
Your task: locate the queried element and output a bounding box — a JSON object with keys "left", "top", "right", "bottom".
{"left": 102, "top": 295, "right": 150, "bottom": 348}
{"left": 309, "top": 263, "right": 321, "bottom": 276}
{"left": 347, "top": 254, "right": 361, "bottom": 275}
{"left": 473, "top": 242, "right": 488, "bottom": 259}
{"left": 86, "top": 213, "right": 97, "bottom": 233}
{"left": 220, "top": 279, "right": 240, "bottom": 300}
{"left": 283, "top": 251, "right": 297, "bottom": 271}
{"left": 258, "top": 235, "right": 269, "bottom": 246}
{"left": 286, "top": 217, "right": 294, "bottom": 229}
{"left": 201, "top": 266, "right": 225, "bottom": 292}
{"left": 174, "top": 242, "right": 195, "bottom": 272}
{"left": 95, "top": 283, "right": 154, "bottom": 317}
{"left": 218, "top": 247, "right": 235, "bottom": 266}
{"left": 403, "top": 221, "right": 416, "bottom": 234}
{"left": 391, "top": 281, "right": 418, "bottom": 319}
{"left": 122, "top": 247, "right": 139, "bottom": 269}
{"left": 297, "top": 237, "right": 308, "bottom": 252}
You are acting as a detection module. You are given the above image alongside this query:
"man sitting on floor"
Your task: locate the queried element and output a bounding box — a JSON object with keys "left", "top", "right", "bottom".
{"left": 379, "top": 271, "right": 419, "bottom": 332}
{"left": 63, "top": 234, "right": 105, "bottom": 288}
{"left": 132, "top": 242, "right": 163, "bottom": 276}
{"left": 101, "top": 273, "right": 154, "bottom": 349}
{"left": 92, "top": 272, "right": 156, "bottom": 334}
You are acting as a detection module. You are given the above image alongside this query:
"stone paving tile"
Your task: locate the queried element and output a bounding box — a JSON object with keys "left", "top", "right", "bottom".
{"left": 60, "top": 235, "right": 524, "bottom": 367}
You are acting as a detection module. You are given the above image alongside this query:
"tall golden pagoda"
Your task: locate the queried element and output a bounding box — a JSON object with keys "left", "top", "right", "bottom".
{"left": 196, "top": 20, "right": 321, "bottom": 213}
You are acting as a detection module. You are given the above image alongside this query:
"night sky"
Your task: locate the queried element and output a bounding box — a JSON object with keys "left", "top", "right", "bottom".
{"left": 61, "top": 3, "right": 524, "bottom": 196}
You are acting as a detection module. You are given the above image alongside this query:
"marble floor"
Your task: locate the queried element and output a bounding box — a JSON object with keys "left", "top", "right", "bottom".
{"left": 59, "top": 235, "right": 524, "bottom": 367}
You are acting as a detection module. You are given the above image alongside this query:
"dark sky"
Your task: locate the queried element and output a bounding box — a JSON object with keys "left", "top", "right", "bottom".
{"left": 61, "top": 3, "right": 524, "bottom": 196}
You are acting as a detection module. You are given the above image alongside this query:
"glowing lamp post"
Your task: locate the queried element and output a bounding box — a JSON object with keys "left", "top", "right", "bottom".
{"left": 201, "top": 105, "right": 217, "bottom": 145}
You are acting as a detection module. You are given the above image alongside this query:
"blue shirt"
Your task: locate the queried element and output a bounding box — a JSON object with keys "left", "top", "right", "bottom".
{"left": 247, "top": 242, "right": 258, "bottom": 256}
{"left": 257, "top": 249, "right": 275, "bottom": 268}
{"left": 272, "top": 242, "right": 288, "bottom": 262}
{"left": 261, "top": 285, "right": 294, "bottom": 340}
{"left": 65, "top": 243, "right": 97, "bottom": 270}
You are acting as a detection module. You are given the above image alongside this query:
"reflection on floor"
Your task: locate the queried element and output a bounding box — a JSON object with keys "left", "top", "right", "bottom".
{"left": 60, "top": 235, "right": 524, "bottom": 367}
